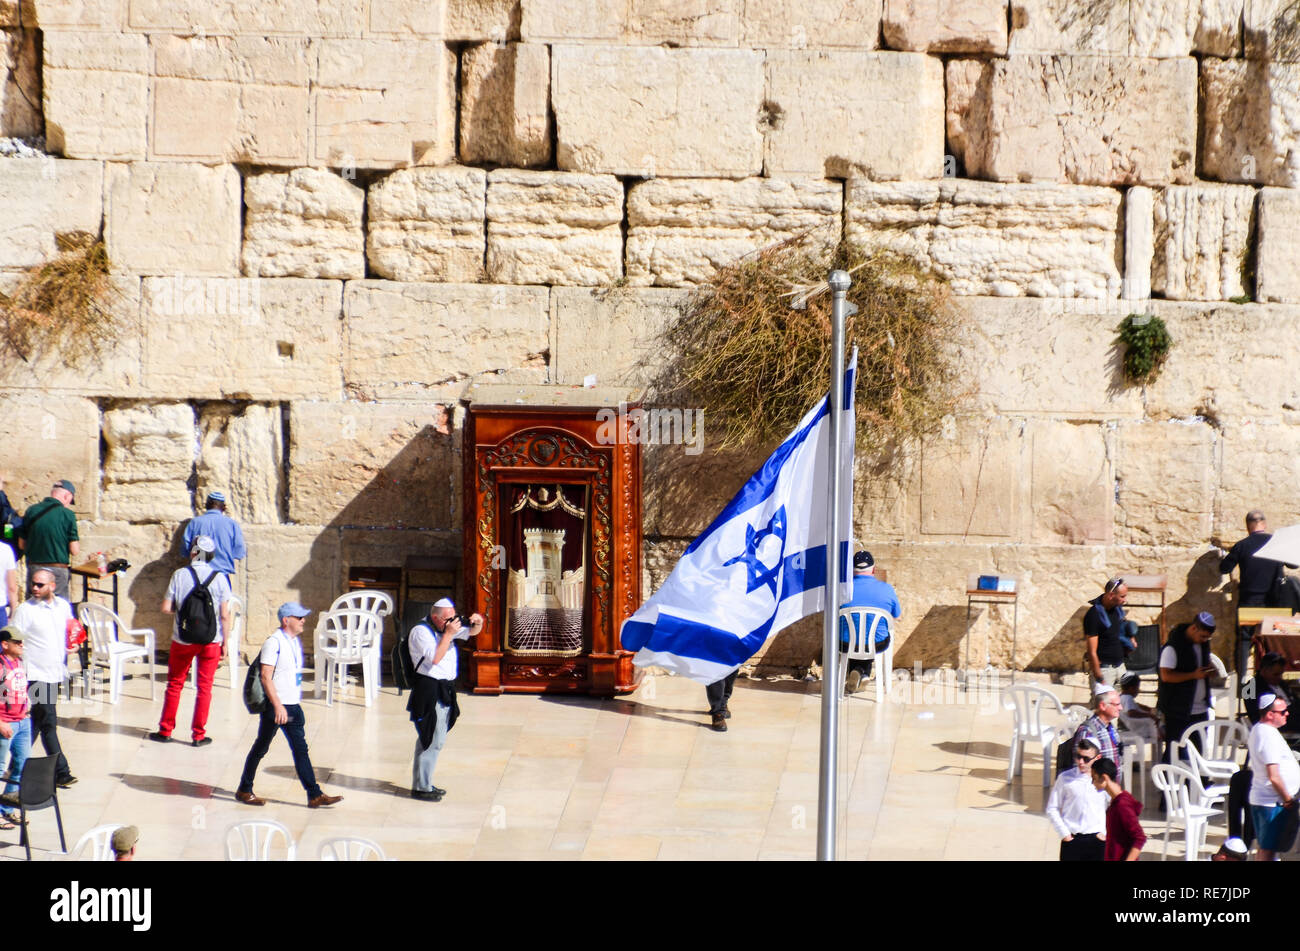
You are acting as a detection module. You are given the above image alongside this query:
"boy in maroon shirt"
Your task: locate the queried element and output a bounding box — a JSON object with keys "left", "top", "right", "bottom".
{"left": 1091, "top": 756, "right": 1145, "bottom": 860}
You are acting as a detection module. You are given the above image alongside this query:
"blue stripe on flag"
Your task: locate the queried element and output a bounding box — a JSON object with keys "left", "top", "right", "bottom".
{"left": 623, "top": 614, "right": 765, "bottom": 667}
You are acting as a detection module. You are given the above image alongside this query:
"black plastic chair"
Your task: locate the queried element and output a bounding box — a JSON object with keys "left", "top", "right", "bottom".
{"left": 18, "top": 755, "right": 66, "bottom": 861}
{"left": 1125, "top": 624, "right": 1162, "bottom": 677}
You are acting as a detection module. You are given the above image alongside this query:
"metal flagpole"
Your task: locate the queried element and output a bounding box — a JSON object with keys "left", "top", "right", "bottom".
{"left": 817, "top": 269, "right": 850, "bottom": 861}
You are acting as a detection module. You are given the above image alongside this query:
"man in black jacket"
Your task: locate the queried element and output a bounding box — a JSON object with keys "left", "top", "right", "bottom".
{"left": 407, "top": 599, "right": 481, "bottom": 802}
{"left": 1157, "top": 612, "right": 1217, "bottom": 767}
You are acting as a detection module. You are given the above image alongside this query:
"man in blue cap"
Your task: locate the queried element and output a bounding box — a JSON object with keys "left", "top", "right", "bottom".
{"left": 235, "top": 602, "right": 341, "bottom": 808}
{"left": 182, "top": 491, "right": 246, "bottom": 582}
{"left": 1157, "top": 611, "right": 1219, "bottom": 768}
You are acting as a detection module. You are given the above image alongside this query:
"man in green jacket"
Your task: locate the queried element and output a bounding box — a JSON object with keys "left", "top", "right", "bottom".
{"left": 17, "top": 481, "right": 80, "bottom": 601}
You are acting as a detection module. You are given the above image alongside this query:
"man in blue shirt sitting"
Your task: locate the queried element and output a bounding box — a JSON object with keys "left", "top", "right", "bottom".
{"left": 839, "top": 550, "right": 901, "bottom": 694}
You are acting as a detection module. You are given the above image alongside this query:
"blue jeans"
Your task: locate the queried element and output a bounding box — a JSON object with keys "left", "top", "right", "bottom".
{"left": 0, "top": 718, "right": 31, "bottom": 815}
{"left": 238, "top": 704, "right": 322, "bottom": 801}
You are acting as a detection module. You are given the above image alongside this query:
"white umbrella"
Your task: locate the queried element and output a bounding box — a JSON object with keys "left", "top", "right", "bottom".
{"left": 1253, "top": 525, "right": 1300, "bottom": 564}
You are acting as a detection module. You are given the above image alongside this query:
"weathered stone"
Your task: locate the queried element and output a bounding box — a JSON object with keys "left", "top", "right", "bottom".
{"left": 313, "top": 39, "right": 454, "bottom": 168}
{"left": 764, "top": 51, "right": 944, "bottom": 179}
{"left": 1008, "top": 0, "right": 1128, "bottom": 54}
{"left": 625, "top": 0, "right": 739, "bottom": 45}
{"left": 105, "top": 162, "right": 240, "bottom": 276}
{"left": 447, "top": 0, "right": 520, "bottom": 40}
{"left": 739, "top": 0, "right": 880, "bottom": 48}
{"left": 141, "top": 278, "right": 343, "bottom": 400}
{"left": 460, "top": 43, "right": 550, "bottom": 167}
{"left": 1029, "top": 420, "right": 1112, "bottom": 544}
{"left": 242, "top": 168, "right": 365, "bottom": 279}
{"left": 552, "top": 46, "right": 763, "bottom": 177}
{"left": 883, "top": 0, "right": 1007, "bottom": 53}
{"left": 125, "top": 0, "right": 363, "bottom": 35}
{"left": 0, "top": 394, "right": 99, "bottom": 517}
{"left": 854, "top": 445, "right": 917, "bottom": 539}
{"left": 486, "top": 170, "right": 622, "bottom": 285}
{"left": 520, "top": 0, "right": 623, "bottom": 41}
{"left": 644, "top": 443, "right": 767, "bottom": 537}
{"left": 1123, "top": 186, "right": 1154, "bottom": 301}
{"left": 367, "top": 0, "right": 445, "bottom": 34}
{"left": 42, "top": 31, "right": 146, "bottom": 159}
{"left": 1, "top": 28, "right": 39, "bottom": 137}
{"left": 626, "top": 177, "right": 841, "bottom": 287}
{"left": 944, "top": 58, "right": 989, "bottom": 171}
{"left": 343, "top": 282, "right": 548, "bottom": 399}
{"left": 1009, "top": 0, "right": 1242, "bottom": 56}
{"left": 288, "top": 401, "right": 455, "bottom": 529}
{"left": 0, "top": 1, "right": 17, "bottom": 25}
{"left": 240, "top": 526, "right": 341, "bottom": 656}
{"left": 196, "top": 403, "right": 283, "bottom": 525}
{"left": 1152, "top": 184, "right": 1255, "bottom": 302}
{"left": 845, "top": 179, "right": 1122, "bottom": 298}
{"left": 1201, "top": 59, "right": 1300, "bottom": 187}
{"left": 74, "top": 521, "right": 176, "bottom": 637}
{"left": 0, "top": 157, "right": 103, "bottom": 269}
{"left": 1214, "top": 421, "right": 1300, "bottom": 539}
{"left": 149, "top": 35, "right": 311, "bottom": 164}
{"left": 1116, "top": 421, "right": 1214, "bottom": 545}
{"left": 1257, "top": 187, "right": 1300, "bottom": 303}
{"left": 1245, "top": 0, "right": 1300, "bottom": 60}
{"left": 100, "top": 402, "right": 196, "bottom": 523}
{"left": 920, "top": 417, "right": 1022, "bottom": 538}
{"left": 366, "top": 167, "right": 486, "bottom": 283}
{"left": 960, "top": 55, "right": 1196, "bottom": 186}
{"left": 549, "top": 286, "right": 688, "bottom": 386}
{"left": 19, "top": 0, "right": 123, "bottom": 30}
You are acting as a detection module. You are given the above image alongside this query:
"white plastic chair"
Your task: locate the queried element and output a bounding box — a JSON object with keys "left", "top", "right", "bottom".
{"left": 328, "top": 590, "right": 392, "bottom": 692}
{"left": 838, "top": 607, "right": 893, "bottom": 702}
{"left": 1172, "top": 719, "right": 1248, "bottom": 785}
{"left": 1117, "top": 723, "right": 1157, "bottom": 794}
{"left": 77, "top": 602, "right": 155, "bottom": 704}
{"left": 1151, "top": 764, "right": 1220, "bottom": 861}
{"left": 1003, "top": 684, "right": 1067, "bottom": 787}
{"left": 189, "top": 594, "right": 244, "bottom": 691}
{"left": 225, "top": 819, "right": 296, "bottom": 861}
{"left": 319, "top": 836, "right": 387, "bottom": 861}
{"left": 315, "top": 609, "right": 382, "bottom": 707}
{"left": 70, "top": 823, "right": 124, "bottom": 861}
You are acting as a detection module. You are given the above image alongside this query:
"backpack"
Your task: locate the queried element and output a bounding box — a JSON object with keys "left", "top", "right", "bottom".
{"left": 178, "top": 566, "right": 219, "bottom": 645}
{"left": 242, "top": 657, "right": 267, "bottom": 714}
{"left": 392, "top": 622, "right": 422, "bottom": 694}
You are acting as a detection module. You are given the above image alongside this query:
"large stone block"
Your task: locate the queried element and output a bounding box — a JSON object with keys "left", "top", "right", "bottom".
{"left": 1201, "top": 59, "right": 1300, "bottom": 187}
{"left": 552, "top": 46, "right": 763, "bottom": 177}
{"left": 644, "top": 443, "right": 767, "bottom": 538}
{"left": 0, "top": 2, "right": 14, "bottom": 25}
{"left": 944, "top": 58, "right": 988, "bottom": 170}
{"left": 343, "top": 282, "right": 549, "bottom": 399}
{"left": 42, "top": 31, "right": 146, "bottom": 159}
{"left": 447, "top": 0, "right": 521, "bottom": 40}
{"left": 520, "top": 0, "right": 623, "bottom": 41}
{"left": 1245, "top": 0, "right": 1300, "bottom": 60}
{"left": 313, "top": 39, "right": 455, "bottom": 168}
{"left": 1008, "top": 0, "right": 1241, "bottom": 56}
{"left": 960, "top": 55, "right": 1196, "bottom": 186}
{"left": 845, "top": 179, "right": 1122, "bottom": 298}
{"left": 366, "top": 166, "right": 486, "bottom": 283}
{"left": 367, "top": 0, "right": 446, "bottom": 35}
{"left": 149, "top": 35, "right": 311, "bottom": 164}
{"left": 76, "top": 521, "right": 177, "bottom": 638}
{"left": 1029, "top": 420, "right": 1112, "bottom": 544}
{"left": 919, "top": 417, "right": 1023, "bottom": 539}
{"left": 0, "top": 157, "right": 103, "bottom": 269}
{"left": 240, "top": 526, "right": 341, "bottom": 656}
{"left": 125, "top": 0, "right": 364, "bottom": 35}
{"left": 242, "top": 168, "right": 365, "bottom": 279}
{"left": 100, "top": 402, "right": 196, "bottom": 523}
{"left": 105, "top": 162, "right": 240, "bottom": 276}
{"left": 625, "top": 0, "right": 739, "bottom": 45}
{"left": 1008, "top": 0, "right": 1127, "bottom": 54}
{"left": 626, "top": 177, "right": 841, "bottom": 287}
{"left": 739, "top": 0, "right": 880, "bottom": 48}
{"left": 1124, "top": 185, "right": 1155, "bottom": 300}
{"left": 288, "top": 401, "right": 455, "bottom": 529}
{"left": 2, "top": 28, "right": 39, "bottom": 137}
{"left": 550, "top": 286, "right": 688, "bottom": 386}
{"left": 1152, "top": 184, "right": 1255, "bottom": 301}
{"left": 883, "top": 0, "right": 1007, "bottom": 53}
{"left": 19, "top": 0, "right": 123, "bottom": 30}
{"left": 486, "top": 170, "right": 622, "bottom": 286}
{"left": 1257, "top": 187, "right": 1300, "bottom": 303}
{"left": 141, "top": 278, "right": 343, "bottom": 400}
{"left": 1214, "top": 421, "right": 1300, "bottom": 539}
{"left": 0, "top": 394, "right": 99, "bottom": 517}
{"left": 764, "top": 51, "right": 944, "bottom": 179}
{"left": 1116, "top": 421, "right": 1214, "bottom": 545}
{"left": 460, "top": 42, "right": 550, "bottom": 167}
{"left": 196, "top": 403, "right": 283, "bottom": 525}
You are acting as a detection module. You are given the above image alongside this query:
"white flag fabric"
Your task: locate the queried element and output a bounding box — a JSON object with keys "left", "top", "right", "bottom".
{"left": 621, "top": 350, "right": 857, "bottom": 685}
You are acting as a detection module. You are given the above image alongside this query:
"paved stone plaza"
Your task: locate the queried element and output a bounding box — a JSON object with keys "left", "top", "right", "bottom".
{"left": 0, "top": 665, "right": 1223, "bottom": 861}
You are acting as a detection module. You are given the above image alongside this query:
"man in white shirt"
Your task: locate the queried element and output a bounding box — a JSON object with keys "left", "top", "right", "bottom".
{"left": 9, "top": 567, "right": 76, "bottom": 787}
{"left": 1046, "top": 736, "right": 1109, "bottom": 860}
{"left": 1248, "top": 693, "right": 1300, "bottom": 861}
{"left": 407, "top": 598, "right": 482, "bottom": 802}
{"left": 235, "top": 602, "right": 342, "bottom": 809}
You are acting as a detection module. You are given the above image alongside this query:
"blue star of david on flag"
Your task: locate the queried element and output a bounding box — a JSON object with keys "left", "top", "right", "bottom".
{"left": 722, "top": 506, "right": 787, "bottom": 597}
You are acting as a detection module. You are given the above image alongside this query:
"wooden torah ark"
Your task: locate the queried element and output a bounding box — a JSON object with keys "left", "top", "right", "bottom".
{"left": 463, "top": 393, "right": 642, "bottom": 695}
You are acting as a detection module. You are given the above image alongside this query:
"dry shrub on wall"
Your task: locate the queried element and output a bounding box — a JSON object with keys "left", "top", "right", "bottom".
{"left": 654, "top": 237, "right": 963, "bottom": 454}
{"left": 0, "top": 232, "right": 120, "bottom": 368}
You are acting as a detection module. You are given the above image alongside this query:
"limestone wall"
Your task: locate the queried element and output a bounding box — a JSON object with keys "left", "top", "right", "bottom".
{"left": 2, "top": 0, "right": 1299, "bottom": 672}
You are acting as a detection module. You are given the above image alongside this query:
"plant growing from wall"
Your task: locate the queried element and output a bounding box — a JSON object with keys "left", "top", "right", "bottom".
{"left": 1116, "top": 312, "right": 1172, "bottom": 386}
{"left": 0, "top": 233, "right": 120, "bottom": 368}
{"left": 653, "top": 236, "right": 963, "bottom": 453}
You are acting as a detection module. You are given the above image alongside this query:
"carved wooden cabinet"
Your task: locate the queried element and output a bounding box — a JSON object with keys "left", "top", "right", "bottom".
{"left": 463, "top": 387, "right": 642, "bottom": 695}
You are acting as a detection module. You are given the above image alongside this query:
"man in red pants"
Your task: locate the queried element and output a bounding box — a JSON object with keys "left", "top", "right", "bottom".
{"left": 149, "top": 535, "right": 232, "bottom": 747}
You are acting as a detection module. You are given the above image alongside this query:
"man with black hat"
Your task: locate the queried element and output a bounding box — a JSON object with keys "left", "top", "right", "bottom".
{"left": 1158, "top": 611, "right": 1219, "bottom": 766}
{"left": 838, "top": 550, "right": 901, "bottom": 695}
{"left": 182, "top": 491, "right": 246, "bottom": 582}
{"left": 16, "top": 480, "right": 80, "bottom": 601}
{"left": 407, "top": 598, "right": 481, "bottom": 801}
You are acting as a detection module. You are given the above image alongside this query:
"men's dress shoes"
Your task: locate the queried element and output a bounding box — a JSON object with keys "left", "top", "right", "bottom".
{"left": 308, "top": 793, "right": 343, "bottom": 808}
{"left": 55, "top": 776, "right": 77, "bottom": 788}
{"left": 235, "top": 791, "right": 265, "bottom": 806}
{"left": 0, "top": 792, "right": 18, "bottom": 808}
{"left": 192, "top": 737, "right": 213, "bottom": 747}
{"left": 722, "top": 706, "right": 732, "bottom": 719}
{"left": 411, "top": 789, "right": 444, "bottom": 802}
{"left": 147, "top": 731, "right": 172, "bottom": 743}
{"left": 711, "top": 712, "right": 728, "bottom": 732}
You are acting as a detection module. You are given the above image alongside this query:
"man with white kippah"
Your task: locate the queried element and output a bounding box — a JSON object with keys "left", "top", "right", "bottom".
{"left": 406, "top": 598, "right": 482, "bottom": 801}
{"left": 182, "top": 491, "right": 246, "bottom": 581}
{"left": 1071, "top": 684, "right": 1124, "bottom": 776}
{"left": 1248, "top": 692, "right": 1300, "bottom": 860}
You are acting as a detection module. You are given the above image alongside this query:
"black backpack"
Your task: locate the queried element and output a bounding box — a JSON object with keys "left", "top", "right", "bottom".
{"left": 242, "top": 657, "right": 267, "bottom": 714}
{"left": 392, "top": 623, "right": 422, "bottom": 694}
{"left": 178, "top": 567, "right": 219, "bottom": 645}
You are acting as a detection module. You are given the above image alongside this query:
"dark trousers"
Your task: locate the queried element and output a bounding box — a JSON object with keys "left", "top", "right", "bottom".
{"left": 1059, "top": 833, "right": 1104, "bottom": 861}
{"left": 706, "top": 671, "right": 737, "bottom": 715}
{"left": 238, "top": 704, "right": 322, "bottom": 800}
{"left": 28, "top": 681, "right": 71, "bottom": 782}
{"left": 1228, "top": 767, "right": 1256, "bottom": 847}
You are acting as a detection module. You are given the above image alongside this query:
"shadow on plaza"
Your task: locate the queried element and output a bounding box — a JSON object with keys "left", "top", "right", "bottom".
{"left": 538, "top": 692, "right": 707, "bottom": 728}
{"left": 274, "top": 766, "right": 406, "bottom": 798}
{"left": 110, "top": 773, "right": 223, "bottom": 799}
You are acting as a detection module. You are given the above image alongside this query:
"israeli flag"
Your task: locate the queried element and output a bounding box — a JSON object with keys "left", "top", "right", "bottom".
{"left": 621, "top": 350, "right": 857, "bottom": 685}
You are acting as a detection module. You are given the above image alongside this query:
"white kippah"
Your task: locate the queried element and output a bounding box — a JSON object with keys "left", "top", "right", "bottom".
{"left": 1093, "top": 682, "right": 1113, "bottom": 697}
{"left": 1259, "top": 693, "right": 1279, "bottom": 712}
{"left": 433, "top": 598, "right": 455, "bottom": 609}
